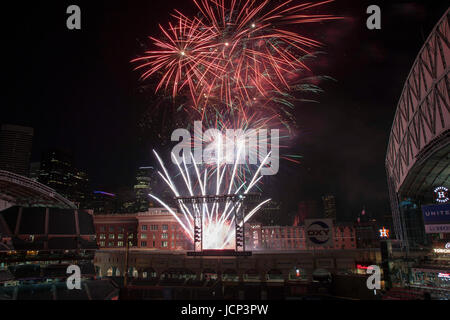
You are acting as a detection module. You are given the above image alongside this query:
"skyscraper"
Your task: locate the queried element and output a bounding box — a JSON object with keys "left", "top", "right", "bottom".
{"left": 38, "top": 148, "right": 90, "bottom": 207}
{"left": 0, "top": 124, "right": 34, "bottom": 176}
{"left": 134, "top": 166, "right": 155, "bottom": 212}
{"left": 322, "top": 195, "right": 337, "bottom": 220}
{"left": 39, "top": 149, "right": 73, "bottom": 196}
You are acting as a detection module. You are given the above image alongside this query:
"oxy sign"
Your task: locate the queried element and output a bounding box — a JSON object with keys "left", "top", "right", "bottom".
{"left": 305, "top": 219, "right": 334, "bottom": 248}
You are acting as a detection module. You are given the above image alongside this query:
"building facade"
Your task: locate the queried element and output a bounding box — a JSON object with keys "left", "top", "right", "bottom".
{"left": 246, "top": 222, "right": 356, "bottom": 251}
{"left": 322, "top": 195, "right": 337, "bottom": 219}
{"left": 38, "top": 149, "right": 90, "bottom": 208}
{"left": 0, "top": 124, "right": 33, "bottom": 177}
{"left": 93, "top": 208, "right": 191, "bottom": 251}
{"left": 134, "top": 166, "right": 155, "bottom": 212}
{"left": 94, "top": 210, "right": 358, "bottom": 253}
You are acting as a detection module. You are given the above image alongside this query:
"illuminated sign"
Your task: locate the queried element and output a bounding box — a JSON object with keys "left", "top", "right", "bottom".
{"left": 434, "top": 186, "right": 449, "bottom": 203}
{"left": 356, "top": 264, "right": 372, "bottom": 270}
{"left": 305, "top": 219, "right": 333, "bottom": 247}
{"left": 425, "top": 224, "right": 450, "bottom": 234}
{"left": 422, "top": 204, "right": 450, "bottom": 221}
{"left": 433, "top": 248, "right": 450, "bottom": 254}
{"left": 438, "top": 273, "right": 450, "bottom": 279}
{"left": 379, "top": 227, "right": 390, "bottom": 238}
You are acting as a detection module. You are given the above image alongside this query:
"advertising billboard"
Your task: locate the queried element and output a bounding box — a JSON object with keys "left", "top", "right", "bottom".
{"left": 305, "top": 219, "right": 334, "bottom": 247}
{"left": 421, "top": 203, "right": 450, "bottom": 234}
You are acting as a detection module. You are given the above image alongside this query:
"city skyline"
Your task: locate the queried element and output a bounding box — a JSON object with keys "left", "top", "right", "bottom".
{"left": 5, "top": 1, "right": 448, "bottom": 222}
{"left": 1, "top": 0, "right": 449, "bottom": 304}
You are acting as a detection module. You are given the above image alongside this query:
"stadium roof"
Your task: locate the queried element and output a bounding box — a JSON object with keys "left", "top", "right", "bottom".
{"left": 0, "top": 170, "right": 76, "bottom": 209}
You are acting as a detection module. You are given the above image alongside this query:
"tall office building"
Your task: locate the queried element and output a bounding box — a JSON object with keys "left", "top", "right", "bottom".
{"left": 0, "top": 124, "right": 34, "bottom": 176}
{"left": 322, "top": 195, "right": 337, "bottom": 220}
{"left": 39, "top": 149, "right": 74, "bottom": 195}
{"left": 38, "top": 148, "right": 90, "bottom": 207}
{"left": 134, "top": 166, "right": 155, "bottom": 212}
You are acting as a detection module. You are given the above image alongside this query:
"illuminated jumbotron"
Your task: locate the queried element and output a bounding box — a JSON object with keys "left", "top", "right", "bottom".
{"left": 385, "top": 9, "right": 449, "bottom": 250}
{"left": 0, "top": 170, "right": 76, "bottom": 210}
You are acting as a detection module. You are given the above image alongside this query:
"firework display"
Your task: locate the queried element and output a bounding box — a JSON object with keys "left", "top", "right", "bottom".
{"left": 149, "top": 141, "right": 272, "bottom": 250}
{"left": 133, "top": 0, "right": 337, "bottom": 251}
{"left": 132, "top": 0, "right": 339, "bottom": 120}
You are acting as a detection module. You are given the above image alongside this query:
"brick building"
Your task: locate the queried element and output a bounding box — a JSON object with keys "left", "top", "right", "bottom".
{"left": 245, "top": 222, "right": 356, "bottom": 251}
{"left": 95, "top": 210, "right": 357, "bottom": 252}
{"left": 93, "top": 208, "right": 191, "bottom": 251}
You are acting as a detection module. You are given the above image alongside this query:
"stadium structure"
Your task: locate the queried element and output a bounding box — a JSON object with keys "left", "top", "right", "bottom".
{"left": 386, "top": 10, "right": 449, "bottom": 251}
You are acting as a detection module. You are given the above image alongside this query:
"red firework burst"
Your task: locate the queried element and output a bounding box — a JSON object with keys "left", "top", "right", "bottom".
{"left": 132, "top": 0, "right": 340, "bottom": 115}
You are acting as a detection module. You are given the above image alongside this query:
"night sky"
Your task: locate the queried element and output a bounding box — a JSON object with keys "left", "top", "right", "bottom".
{"left": 5, "top": 0, "right": 449, "bottom": 223}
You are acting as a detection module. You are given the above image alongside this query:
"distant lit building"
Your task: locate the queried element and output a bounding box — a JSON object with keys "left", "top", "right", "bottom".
{"left": 134, "top": 166, "right": 155, "bottom": 212}
{"left": 38, "top": 149, "right": 73, "bottom": 194}
{"left": 89, "top": 191, "right": 118, "bottom": 214}
{"left": 322, "top": 195, "right": 337, "bottom": 220}
{"left": 0, "top": 124, "right": 34, "bottom": 177}
{"left": 38, "top": 149, "right": 90, "bottom": 208}
{"left": 71, "top": 170, "right": 90, "bottom": 207}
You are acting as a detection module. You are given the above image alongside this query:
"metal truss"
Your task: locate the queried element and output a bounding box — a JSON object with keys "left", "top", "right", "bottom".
{"left": 385, "top": 9, "right": 449, "bottom": 251}
{"left": 386, "top": 10, "right": 449, "bottom": 192}
{"left": 0, "top": 170, "right": 76, "bottom": 209}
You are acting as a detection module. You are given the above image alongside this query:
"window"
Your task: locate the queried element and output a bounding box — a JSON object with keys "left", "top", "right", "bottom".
{"left": 108, "top": 241, "right": 114, "bottom": 247}
{"left": 128, "top": 234, "right": 133, "bottom": 239}
{"left": 141, "top": 234, "right": 147, "bottom": 239}
{"left": 152, "top": 241, "right": 155, "bottom": 247}
{"left": 118, "top": 241, "right": 124, "bottom": 247}
{"left": 118, "top": 234, "right": 124, "bottom": 239}
{"left": 109, "top": 234, "right": 115, "bottom": 239}
{"left": 151, "top": 225, "right": 158, "bottom": 231}
{"left": 141, "top": 241, "right": 147, "bottom": 247}
{"left": 162, "top": 241, "right": 168, "bottom": 247}
{"left": 100, "top": 241, "right": 105, "bottom": 247}
{"left": 100, "top": 226, "right": 106, "bottom": 232}
{"left": 99, "top": 234, "right": 106, "bottom": 240}
{"left": 162, "top": 224, "right": 168, "bottom": 230}
{"left": 141, "top": 225, "right": 147, "bottom": 231}
{"left": 162, "top": 233, "right": 168, "bottom": 239}
{"left": 109, "top": 226, "right": 114, "bottom": 232}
